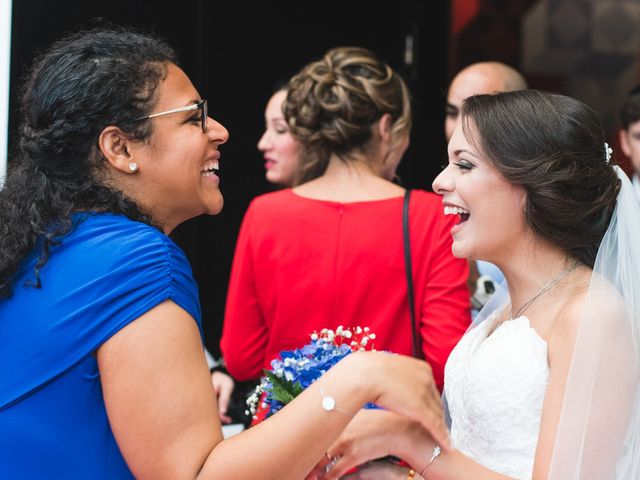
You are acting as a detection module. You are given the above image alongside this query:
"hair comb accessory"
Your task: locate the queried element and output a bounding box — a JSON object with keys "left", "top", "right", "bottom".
{"left": 604, "top": 143, "right": 613, "bottom": 164}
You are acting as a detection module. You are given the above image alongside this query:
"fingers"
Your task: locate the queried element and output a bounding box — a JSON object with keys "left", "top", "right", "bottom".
{"left": 420, "top": 383, "right": 443, "bottom": 424}
{"left": 418, "top": 409, "right": 450, "bottom": 451}
{"left": 321, "top": 454, "right": 352, "bottom": 480}
{"left": 217, "top": 386, "right": 231, "bottom": 415}
{"left": 306, "top": 452, "right": 335, "bottom": 480}
{"left": 415, "top": 372, "right": 450, "bottom": 450}
{"left": 211, "top": 371, "right": 234, "bottom": 416}
{"left": 381, "top": 356, "right": 450, "bottom": 450}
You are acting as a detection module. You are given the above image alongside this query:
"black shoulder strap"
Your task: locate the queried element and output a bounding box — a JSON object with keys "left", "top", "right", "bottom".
{"left": 403, "top": 189, "right": 422, "bottom": 359}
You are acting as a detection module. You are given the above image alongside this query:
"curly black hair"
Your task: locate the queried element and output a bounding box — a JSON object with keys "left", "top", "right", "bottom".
{"left": 0, "top": 27, "right": 177, "bottom": 298}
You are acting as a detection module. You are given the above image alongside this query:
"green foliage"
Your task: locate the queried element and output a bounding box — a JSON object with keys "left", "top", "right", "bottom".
{"left": 263, "top": 370, "right": 304, "bottom": 405}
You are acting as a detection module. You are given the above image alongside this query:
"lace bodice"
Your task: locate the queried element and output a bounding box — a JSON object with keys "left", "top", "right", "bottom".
{"left": 444, "top": 315, "right": 549, "bottom": 480}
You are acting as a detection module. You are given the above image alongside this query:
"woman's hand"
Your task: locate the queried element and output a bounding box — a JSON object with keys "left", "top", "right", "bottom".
{"left": 349, "top": 352, "right": 449, "bottom": 450}
{"left": 211, "top": 371, "right": 235, "bottom": 424}
{"left": 312, "top": 409, "right": 427, "bottom": 479}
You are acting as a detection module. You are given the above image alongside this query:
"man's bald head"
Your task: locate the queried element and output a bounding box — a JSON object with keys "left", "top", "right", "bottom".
{"left": 445, "top": 61, "right": 528, "bottom": 140}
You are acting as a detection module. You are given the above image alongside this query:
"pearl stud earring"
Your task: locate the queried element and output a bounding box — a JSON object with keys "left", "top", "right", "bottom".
{"left": 128, "top": 162, "right": 138, "bottom": 172}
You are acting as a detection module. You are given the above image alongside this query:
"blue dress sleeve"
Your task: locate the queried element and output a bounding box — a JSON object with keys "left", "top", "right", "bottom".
{"left": 0, "top": 213, "right": 202, "bottom": 409}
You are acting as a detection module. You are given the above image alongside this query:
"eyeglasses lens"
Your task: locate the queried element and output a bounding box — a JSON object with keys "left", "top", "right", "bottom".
{"left": 201, "top": 100, "right": 208, "bottom": 133}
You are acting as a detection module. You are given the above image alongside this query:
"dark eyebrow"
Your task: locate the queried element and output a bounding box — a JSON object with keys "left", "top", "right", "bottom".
{"left": 453, "top": 148, "right": 479, "bottom": 158}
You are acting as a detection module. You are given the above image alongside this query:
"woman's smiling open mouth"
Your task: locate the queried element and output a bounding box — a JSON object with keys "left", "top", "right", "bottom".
{"left": 444, "top": 205, "right": 470, "bottom": 225}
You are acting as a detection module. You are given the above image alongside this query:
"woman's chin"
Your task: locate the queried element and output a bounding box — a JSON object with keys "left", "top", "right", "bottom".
{"left": 206, "top": 193, "right": 224, "bottom": 216}
{"left": 451, "top": 242, "right": 469, "bottom": 259}
{"left": 265, "top": 170, "right": 288, "bottom": 186}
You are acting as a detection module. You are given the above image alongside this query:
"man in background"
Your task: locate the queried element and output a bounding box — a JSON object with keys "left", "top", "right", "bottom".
{"left": 444, "top": 61, "right": 528, "bottom": 314}
{"left": 619, "top": 86, "right": 640, "bottom": 203}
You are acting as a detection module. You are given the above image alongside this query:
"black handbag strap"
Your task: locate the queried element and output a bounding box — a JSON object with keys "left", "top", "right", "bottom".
{"left": 403, "top": 189, "right": 422, "bottom": 359}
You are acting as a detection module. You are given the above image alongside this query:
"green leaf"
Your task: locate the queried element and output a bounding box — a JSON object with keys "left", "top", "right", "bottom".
{"left": 264, "top": 370, "right": 304, "bottom": 405}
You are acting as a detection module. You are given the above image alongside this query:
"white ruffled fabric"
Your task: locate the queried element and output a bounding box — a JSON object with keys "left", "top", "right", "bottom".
{"left": 445, "top": 314, "right": 549, "bottom": 480}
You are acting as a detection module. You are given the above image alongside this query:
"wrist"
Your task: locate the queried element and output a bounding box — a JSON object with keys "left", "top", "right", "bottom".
{"left": 399, "top": 426, "right": 438, "bottom": 474}
{"left": 381, "top": 412, "right": 419, "bottom": 459}
{"left": 209, "top": 356, "right": 229, "bottom": 375}
{"left": 419, "top": 444, "right": 444, "bottom": 479}
{"left": 343, "top": 351, "right": 382, "bottom": 403}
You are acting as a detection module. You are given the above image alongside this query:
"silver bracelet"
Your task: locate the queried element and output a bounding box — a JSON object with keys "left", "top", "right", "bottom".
{"left": 420, "top": 445, "right": 441, "bottom": 478}
{"left": 320, "top": 387, "right": 354, "bottom": 417}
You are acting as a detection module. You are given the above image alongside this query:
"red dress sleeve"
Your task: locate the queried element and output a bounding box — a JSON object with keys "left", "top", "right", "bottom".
{"left": 220, "top": 203, "right": 268, "bottom": 381}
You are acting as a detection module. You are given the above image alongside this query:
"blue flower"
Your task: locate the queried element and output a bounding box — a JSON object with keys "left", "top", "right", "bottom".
{"left": 246, "top": 327, "right": 378, "bottom": 420}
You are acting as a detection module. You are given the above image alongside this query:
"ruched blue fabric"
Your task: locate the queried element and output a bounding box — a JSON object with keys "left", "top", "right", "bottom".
{"left": 0, "top": 213, "right": 201, "bottom": 479}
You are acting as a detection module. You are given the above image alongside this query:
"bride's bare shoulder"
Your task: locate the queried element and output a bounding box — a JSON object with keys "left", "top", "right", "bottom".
{"left": 553, "top": 269, "right": 627, "bottom": 344}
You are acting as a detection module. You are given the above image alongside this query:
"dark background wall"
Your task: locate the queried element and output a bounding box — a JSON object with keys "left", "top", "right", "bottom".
{"left": 8, "top": 0, "right": 450, "bottom": 356}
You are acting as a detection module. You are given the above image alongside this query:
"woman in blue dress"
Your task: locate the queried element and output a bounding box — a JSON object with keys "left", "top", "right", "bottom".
{"left": 0, "top": 28, "right": 448, "bottom": 479}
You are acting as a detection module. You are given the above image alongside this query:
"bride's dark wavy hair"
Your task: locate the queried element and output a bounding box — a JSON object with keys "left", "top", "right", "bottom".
{"left": 0, "top": 27, "right": 177, "bottom": 298}
{"left": 462, "top": 90, "right": 620, "bottom": 269}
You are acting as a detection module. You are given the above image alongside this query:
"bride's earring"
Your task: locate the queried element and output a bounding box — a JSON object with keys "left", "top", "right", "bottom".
{"left": 128, "top": 162, "right": 138, "bottom": 172}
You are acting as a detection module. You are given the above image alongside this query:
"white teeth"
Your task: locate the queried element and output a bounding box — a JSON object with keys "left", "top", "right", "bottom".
{"left": 201, "top": 159, "right": 219, "bottom": 173}
{"left": 444, "top": 206, "right": 470, "bottom": 216}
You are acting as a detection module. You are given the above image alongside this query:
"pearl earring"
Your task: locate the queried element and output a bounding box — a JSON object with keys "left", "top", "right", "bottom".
{"left": 128, "top": 162, "right": 138, "bottom": 172}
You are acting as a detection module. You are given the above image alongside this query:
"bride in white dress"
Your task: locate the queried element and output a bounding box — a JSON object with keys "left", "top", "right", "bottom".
{"left": 313, "top": 90, "right": 640, "bottom": 480}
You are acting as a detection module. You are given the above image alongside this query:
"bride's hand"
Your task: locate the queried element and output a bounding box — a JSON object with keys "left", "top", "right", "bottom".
{"left": 348, "top": 352, "right": 449, "bottom": 449}
{"left": 325, "top": 409, "right": 410, "bottom": 477}
{"left": 306, "top": 351, "right": 447, "bottom": 480}
{"left": 312, "top": 409, "right": 429, "bottom": 479}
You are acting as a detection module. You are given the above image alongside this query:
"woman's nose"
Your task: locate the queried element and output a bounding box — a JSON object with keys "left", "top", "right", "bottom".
{"left": 432, "top": 167, "right": 453, "bottom": 195}
{"left": 207, "top": 117, "right": 229, "bottom": 145}
{"left": 257, "top": 131, "right": 269, "bottom": 151}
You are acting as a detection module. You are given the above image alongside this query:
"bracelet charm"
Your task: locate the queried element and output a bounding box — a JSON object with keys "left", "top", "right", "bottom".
{"left": 420, "top": 445, "right": 441, "bottom": 478}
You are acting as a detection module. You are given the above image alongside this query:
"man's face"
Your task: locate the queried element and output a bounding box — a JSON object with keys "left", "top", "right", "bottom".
{"left": 445, "top": 70, "right": 506, "bottom": 141}
{"left": 620, "top": 120, "right": 640, "bottom": 174}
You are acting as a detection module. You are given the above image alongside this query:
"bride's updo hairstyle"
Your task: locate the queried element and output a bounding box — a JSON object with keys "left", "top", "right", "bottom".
{"left": 283, "top": 46, "right": 411, "bottom": 185}
{"left": 461, "top": 90, "right": 620, "bottom": 269}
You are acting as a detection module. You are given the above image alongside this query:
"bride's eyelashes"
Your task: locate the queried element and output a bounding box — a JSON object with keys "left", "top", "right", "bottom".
{"left": 454, "top": 160, "right": 475, "bottom": 171}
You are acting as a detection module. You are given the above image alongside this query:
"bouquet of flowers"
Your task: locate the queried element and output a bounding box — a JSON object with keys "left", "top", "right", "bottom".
{"left": 246, "top": 326, "right": 377, "bottom": 421}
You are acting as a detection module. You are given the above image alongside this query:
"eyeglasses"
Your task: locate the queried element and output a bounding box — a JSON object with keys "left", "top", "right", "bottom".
{"left": 124, "top": 99, "right": 208, "bottom": 133}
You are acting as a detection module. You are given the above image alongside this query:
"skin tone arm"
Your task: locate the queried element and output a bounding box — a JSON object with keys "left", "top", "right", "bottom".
{"left": 97, "top": 300, "right": 449, "bottom": 480}
{"left": 318, "top": 301, "right": 585, "bottom": 480}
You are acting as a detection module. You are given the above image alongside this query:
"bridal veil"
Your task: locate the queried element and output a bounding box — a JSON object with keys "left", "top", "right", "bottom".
{"left": 548, "top": 166, "right": 640, "bottom": 479}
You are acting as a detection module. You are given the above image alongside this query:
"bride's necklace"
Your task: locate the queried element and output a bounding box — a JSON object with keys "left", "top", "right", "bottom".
{"left": 510, "top": 262, "right": 580, "bottom": 320}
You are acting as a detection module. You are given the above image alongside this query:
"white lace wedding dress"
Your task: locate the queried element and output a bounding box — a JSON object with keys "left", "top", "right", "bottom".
{"left": 444, "top": 314, "right": 549, "bottom": 480}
